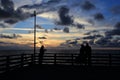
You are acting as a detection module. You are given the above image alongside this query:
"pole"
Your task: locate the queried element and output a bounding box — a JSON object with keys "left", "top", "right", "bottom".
{"left": 34, "top": 11, "right": 36, "bottom": 63}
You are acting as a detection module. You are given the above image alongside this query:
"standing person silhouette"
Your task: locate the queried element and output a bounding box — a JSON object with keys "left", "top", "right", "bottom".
{"left": 39, "top": 45, "right": 46, "bottom": 64}
{"left": 85, "top": 43, "right": 92, "bottom": 66}
{"left": 76, "top": 44, "right": 86, "bottom": 65}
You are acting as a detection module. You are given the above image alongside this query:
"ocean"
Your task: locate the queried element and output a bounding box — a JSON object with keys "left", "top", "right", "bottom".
{"left": 0, "top": 48, "right": 120, "bottom": 56}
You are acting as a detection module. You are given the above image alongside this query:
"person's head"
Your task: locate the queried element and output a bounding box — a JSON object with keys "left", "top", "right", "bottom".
{"left": 81, "top": 44, "right": 84, "bottom": 47}
{"left": 41, "top": 45, "right": 44, "bottom": 48}
{"left": 86, "top": 42, "right": 90, "bottom": 47}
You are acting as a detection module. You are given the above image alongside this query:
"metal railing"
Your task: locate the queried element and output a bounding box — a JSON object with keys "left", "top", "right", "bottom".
{"left": 0, "top": 52, "right": 120, "bottom": 74}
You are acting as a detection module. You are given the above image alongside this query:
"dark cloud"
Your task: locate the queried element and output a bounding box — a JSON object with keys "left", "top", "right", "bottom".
{"left": 81, "top": 1, "right": 95, "bottom": 10}
{"left": 0, "top": 0, "right": 20, "bottom": 27}
{"left": 115, "top": 22, "right": 120, "bottom": 29}
{"left": 106, "top": 30, "right": 120, "bottom": 36}
{"left": 67, "top": 40, "right": 78, "bottom": 45}
{"left": 4, "top": 19, "right": 18, "bottom": 24}
{"left": 0, "top": 41, "right": 32, "bottom": 50}
{"left": 60, "top": 40, "right": 79, "bottom": 47}
{"left": 89, "top": 22, "right": 120, "bottom": 47}
{"left": 0, "top": 9, "right": 12, "bottom": 18}
{"left": 87, "top": 19, "right": 95, "bottom": 25}
{"left": 57, "top": 6, "right": 73, "bottom": 25}
{"left": 53, "top": 27, "right": 61, "bottom": 30}
{"left": 0, "top": 41, "right": 9, "bottom": 44}
{"left": 36, "top": 25, "right": 43, "bottom": 29}
{"left": 17, "top": 0, "right": 60, "bottom": 15}
{"left": 95, "top": 37, "right": 110, "bottom": 46}
{"left": 0, "top": 34, "right": 22, "bottom": 39}
{"left": 45, "top": 29, "right": 48, "bottom": 33}
{"left": 0, "top": 0, "right": 14, "bottom": 18}
{"left": 105, "top": 22, "right": 120, "bottom": 36}
{"left": 94, "top": 13, "right": 105, "bottom": 21}
{"left": 73, "top": 23, "right": 85, "bottom": 29}
{"left": 110, "top": 5, "right": 120, "bottom": 15}
{"left": 1, "top": 0, "right": 14, "bottom": 11}
{"left": 93, "top": 37, "right": 120, "bottom": 47}
{"left": 28, "top": 30, "right": 34, "bottom": 34}
{"left": 72, "top": 23, "right": 85, "bottom": 29}
{"left": 0, "top": 0, "right": 61, "bottom": 28}
{"left": 63, "top": 27, "right": 69, "bottom": 33}
{"left": 38, "top": 37, "right": 47, "bottom": 39}
{"left": 84, "top": 30, "right": 99, "bottom": 35}
{"left": 0, "top": 23, "right": 7, "bottom": 28}
{"left": 83, "top": 34, "right": 103, "bottom": 39}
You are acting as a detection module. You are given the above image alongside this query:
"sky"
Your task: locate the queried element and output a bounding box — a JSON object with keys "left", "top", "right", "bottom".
{"left": 0, "top": 0, "right": 120, "bottom": 50}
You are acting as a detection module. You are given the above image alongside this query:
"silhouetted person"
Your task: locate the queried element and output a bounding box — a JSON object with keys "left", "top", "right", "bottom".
{"left": 76, "top": 44, "right": 86, "bottom": 65}
{"left": 85, "top": 43, "right": 92, "bottom": 66}
{"left": 39, "top": 45, "right": 46, "bottom": 64}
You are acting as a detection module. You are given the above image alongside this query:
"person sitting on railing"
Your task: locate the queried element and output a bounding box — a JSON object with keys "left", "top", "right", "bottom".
{"left": 39, "top": 45, "right": 46, "bottom": 64}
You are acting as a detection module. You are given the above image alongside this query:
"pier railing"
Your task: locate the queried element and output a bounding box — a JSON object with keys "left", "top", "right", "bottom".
{"left": 0, "top": 52, "right": 120, "bottom": 74}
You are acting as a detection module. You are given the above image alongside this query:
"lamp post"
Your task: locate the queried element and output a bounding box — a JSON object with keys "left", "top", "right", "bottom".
{"left": 34, "top": 11, "right": 36, "bottom": 63}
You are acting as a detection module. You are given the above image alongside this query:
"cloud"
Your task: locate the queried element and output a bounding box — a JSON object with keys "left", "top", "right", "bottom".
{"left": 60, "top": 39, "right": 81, "bottom": 47}
{"left": 94, "top": 37, "right": 110, "bottom": 46}
{"left": 106, "top": 30, "right": 120, "bottom": 36}
{"left": 84, "top": 30, "right": 99, "bottom": 35}
{"left": 36, "top": 25, "right": 43, "bottom": 29}
{"left": 0, "top": 0, "right": 61, "bottom": 28}
{"left": 0, "top": 0, "right": 14, "bottom": 19}
{"left": 38, "top": 36, "right": 47, "bottom": 39}
{"left": 0, "top": 9, "right": 12, "bottom": 19}
{"left": 110, "top": 5, "right": 120, "bottom": 15}
{"left": 105, "top": 22, "right": 120, "bottom": 36}
{"left": 74, "top": 23, "right": 85, "bottom": 29}
{"left": 0, "top": 33, "right": 22, "bottom": 39}
{"left": 4, "top": 19, "right": 18, "bottom": 24}
{"left": 87, "top": 19, "right": 95, "bottom": 25}
{"left": 0, "top": 0, "right": 21, "bottom": 27}
{"left": 0, "top": 22, "right": 12, "bottom": 28}
{"left": 63, "top": 27, "right": 69, "bottom": 33}
{"left": 57, "top": 6, "right": 73, "bottom": 25}
{"left": 93, "top": 37, "right": 120, "bottom": 47}
{"left": 88, "top": 22, "right": 120, "bottom": 47}
{"left": 0, "top": 41, "right": 32, "bottom": 50}
{"left": 45, "top": 29, "right": 48, "bottom": 33}
{"left": 0, "top": 23, "right": 7, "bottom": 28}
{"left": 53, "top": 27, "right": 61, "bottom": 31}
{"left": 17, "top": 0, "right": 60, "bottom": 14}
{"left": 81, "top": 1, "right": 95, "bottom": 11}
{"left": 94, "top": 13, "right": 105, "bottom": 21}
{"left": 83, "top": 34, "right": 103, "bottom": 39}
{"left": 1, "top": 0, "right": 14, "bottom": 12}
{"left": 115, "top": 22, "right": 120, "bottom": 29}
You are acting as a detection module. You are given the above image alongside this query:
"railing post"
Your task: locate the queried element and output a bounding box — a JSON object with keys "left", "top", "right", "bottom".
{"left": 71, "top": 54, "right": 74, "bottom": 66}
{"left": 21, "top": 54, "right": 24, "bottom": 68}
{"left": 54, "top": 54, "right": 56, "bottom": 65}
{"left": 109, "top": 54, "right": 112, "bottom": 67}
{"left": 6, "top": 56, "right": 10, "bottom": 72}
{"left": 31, "top": 54, "right": 34, "bottom": 64}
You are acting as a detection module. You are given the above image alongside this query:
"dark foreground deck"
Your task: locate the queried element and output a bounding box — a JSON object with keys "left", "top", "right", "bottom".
{"left": 1, "top": 64, "right": 120, "bottom": 80}
{"left": 0, "top": 52, "right": 120, "bottom": 80}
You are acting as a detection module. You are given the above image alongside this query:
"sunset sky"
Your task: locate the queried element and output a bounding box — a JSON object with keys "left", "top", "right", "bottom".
{"left": 0, "top": 0, "right": 120, "bottom": 50}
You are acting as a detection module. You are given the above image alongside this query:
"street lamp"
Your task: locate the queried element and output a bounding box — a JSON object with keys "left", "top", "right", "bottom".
{"left": 34, "top": 11, "right": 36, "bottom": 63}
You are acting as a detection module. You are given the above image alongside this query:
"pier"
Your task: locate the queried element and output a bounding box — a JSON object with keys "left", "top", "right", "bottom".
{"left": 0, "top": 52, "right": 120, "bottom": 80}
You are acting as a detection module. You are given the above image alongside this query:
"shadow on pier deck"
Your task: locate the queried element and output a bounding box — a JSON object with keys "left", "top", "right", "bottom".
{"left": 1, "top": 64, "right": 120, "bottom": 80}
